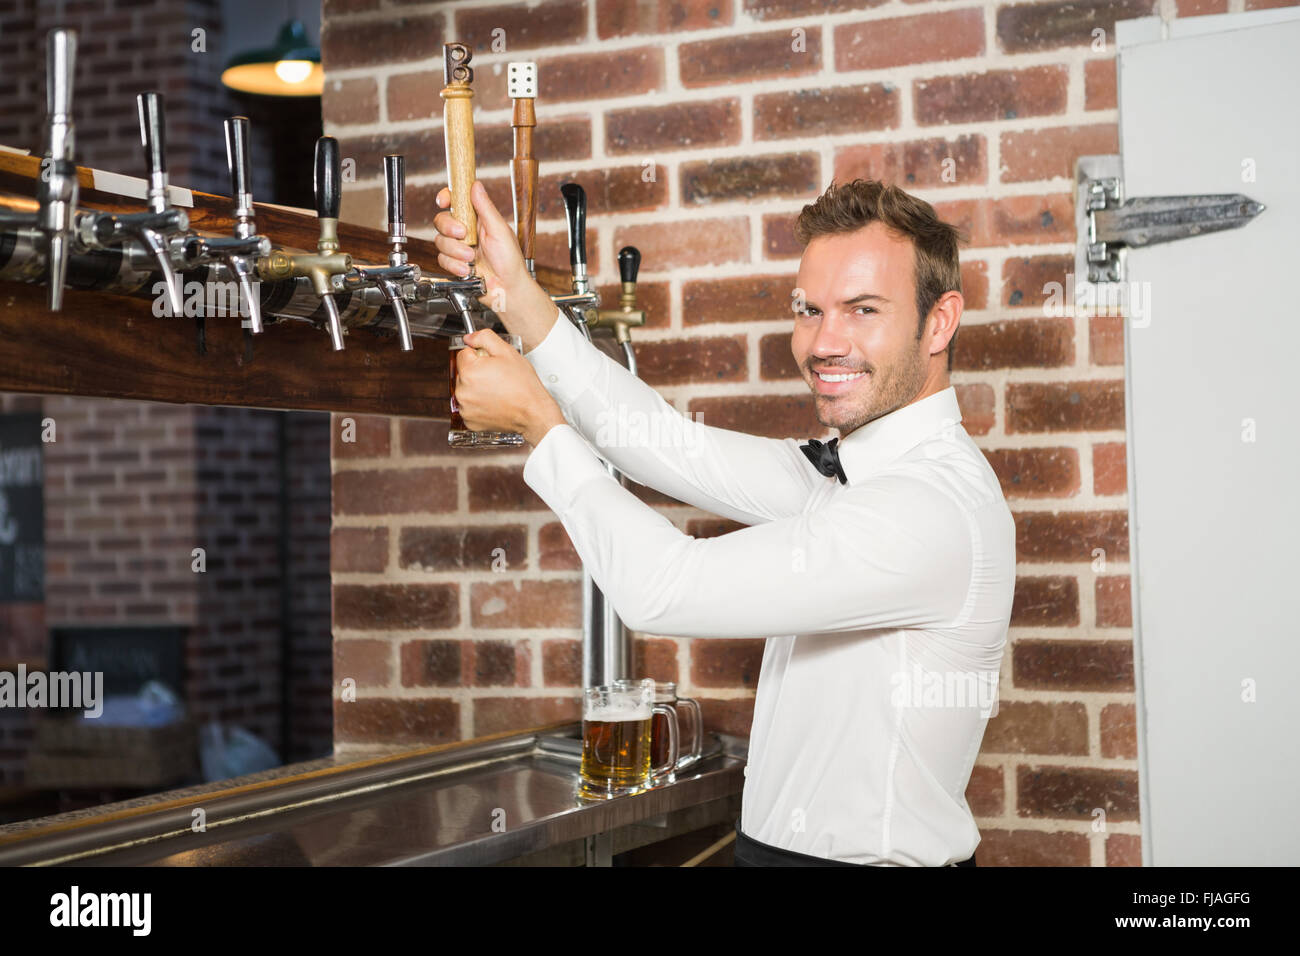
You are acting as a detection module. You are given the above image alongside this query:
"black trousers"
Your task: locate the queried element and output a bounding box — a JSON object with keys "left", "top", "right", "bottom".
{"left": 733, "top": 819, "right": 976, "bottom": 867}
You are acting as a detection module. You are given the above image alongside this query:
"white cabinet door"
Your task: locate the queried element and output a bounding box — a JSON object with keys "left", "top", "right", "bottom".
{"left": 1118, "top": 12, "right": 1300, "bottom": 865}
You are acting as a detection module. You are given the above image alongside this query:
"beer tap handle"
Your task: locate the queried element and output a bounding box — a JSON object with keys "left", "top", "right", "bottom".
{"left": 508, "top": 61, "right": 538, "bottom": 277}
{"left": 315, "top": 135, "right": 341, "bottom": 225}
{"left": 382, "top": 154, "right": 413, "bottom": 351}
{"left": 137, "top": 92, "right": 168, "bottom": 214}
{"left": 618, "top": 245, "right": 641, "bottom": 287}
{"left": 441, "top": 43, "right": 478, "bottom": 257}
{"left": 133, "top": 91, "right": 183, "bottom": 317}
{"left": 594, "top": 246, "right": 646, "bottom": 346}
{"left": 46, "top": 30, "right": 76, "bottom": 147}
{"left": 41, "top": 27, "right": 79, "bottom": 311}
{"left": 225, "top": 116, "right": 254, "bottom": 237}
{"left": 617, "top": 246, "right": 642, "bottom": 347}
{"left": 560, "top": 182, "right": 588, "bottom": 292}
{"left": 385, "top": 154, "right": 407, "bottom": 262}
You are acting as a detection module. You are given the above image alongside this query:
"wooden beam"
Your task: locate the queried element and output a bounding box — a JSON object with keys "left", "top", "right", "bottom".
{"left": 0, "top": 282, "right": 454, "bottom": 417}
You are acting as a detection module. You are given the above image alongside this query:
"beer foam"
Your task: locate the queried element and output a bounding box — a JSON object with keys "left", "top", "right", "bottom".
{"left": 585, "top": 703, "right": 652, "bottom": 722}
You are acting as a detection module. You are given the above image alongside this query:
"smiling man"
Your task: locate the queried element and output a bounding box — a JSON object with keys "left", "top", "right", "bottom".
{"left": 434, "top": 178, "right": 1016, "bottom": 867}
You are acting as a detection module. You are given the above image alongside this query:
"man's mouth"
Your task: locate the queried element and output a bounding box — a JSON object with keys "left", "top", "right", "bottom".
{"left": 811, "top": 367, "right": 868, "bottom": 394}
{"left": 815, "top": 369, "right": 866, "bottom": 382}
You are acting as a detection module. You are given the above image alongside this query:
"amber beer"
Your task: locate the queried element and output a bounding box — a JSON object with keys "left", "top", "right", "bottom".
{"left": 650, "top": 709, "right": 672, "bottom": 770}
{"left": 579, "top": 679, "right": 678, "bottom": 799}
{"left": 579, "top": 707, "right": 654, "bottom": 796}
{"left": 448, "top": 344, "right": 465, "bottom": 433}
{"left": 447, "top": 332, "right": 526, "bottom": 446}
{"left": 648, "top": 681, "right": 703, "bottom": 784}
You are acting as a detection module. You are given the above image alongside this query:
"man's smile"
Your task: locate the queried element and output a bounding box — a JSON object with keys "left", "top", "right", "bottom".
{"left": 811, "top": 366, "right": 869, "bottom": 395}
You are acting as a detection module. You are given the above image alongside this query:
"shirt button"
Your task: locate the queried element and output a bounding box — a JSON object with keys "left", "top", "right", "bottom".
{"left": 548, "top": 374, "right": 558, "bottom": 383}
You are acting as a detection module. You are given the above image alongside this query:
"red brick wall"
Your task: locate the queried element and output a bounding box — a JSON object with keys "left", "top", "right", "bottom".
{"left": 329, "top": 0, "right": 1290, "bottom": 864}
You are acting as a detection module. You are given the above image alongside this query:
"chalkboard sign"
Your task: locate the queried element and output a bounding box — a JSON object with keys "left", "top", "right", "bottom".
{"left": 49, "top": 626, "right": 187, "bottom": 699}
{"left": 0, "top": 413, "right": 44, "bottom": 602}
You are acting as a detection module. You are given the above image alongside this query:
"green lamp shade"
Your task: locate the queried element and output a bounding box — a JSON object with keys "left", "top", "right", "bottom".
{"left": 222, "top": 19, "right": 323, "bottom": 97}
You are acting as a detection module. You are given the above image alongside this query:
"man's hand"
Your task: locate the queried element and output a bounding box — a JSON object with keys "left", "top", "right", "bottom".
{"left": 433, "top": 181, "right": 559, "bottom": 353}
{"left": 454, "top": 327, "right": 566, "bottom": 447}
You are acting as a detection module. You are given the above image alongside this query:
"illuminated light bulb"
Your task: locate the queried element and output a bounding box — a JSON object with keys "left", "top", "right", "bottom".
{"left": 274, "top": 60, "right": 313, "bottom": 85}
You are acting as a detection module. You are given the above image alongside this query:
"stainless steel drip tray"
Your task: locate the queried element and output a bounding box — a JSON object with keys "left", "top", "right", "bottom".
{"left": 0, "top": 724, "right": 748, "bottom": 867}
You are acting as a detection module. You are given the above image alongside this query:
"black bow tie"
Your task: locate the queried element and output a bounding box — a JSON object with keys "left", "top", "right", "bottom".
{"left": 800, "top": 437, "right": 847, "bottom": 484}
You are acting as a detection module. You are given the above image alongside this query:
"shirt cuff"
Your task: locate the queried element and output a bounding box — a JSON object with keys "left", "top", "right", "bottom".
{"left": 523, "top": 307, "right": 598, "bottom": 408}
{"left": 522, "top": 422, "right": 615, "bottom": 514}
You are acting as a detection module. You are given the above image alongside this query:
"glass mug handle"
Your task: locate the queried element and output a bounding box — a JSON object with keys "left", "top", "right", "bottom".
{"left": 675, "top": 696, "right": 704, "bottom": 770}
{"left": 649, "top": 704, "right": 678, "bottom": 783}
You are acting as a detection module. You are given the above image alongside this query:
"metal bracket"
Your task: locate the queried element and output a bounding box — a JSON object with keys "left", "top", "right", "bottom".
{"left": 1076, "top": 154, "right": 1265, "bottom": 284}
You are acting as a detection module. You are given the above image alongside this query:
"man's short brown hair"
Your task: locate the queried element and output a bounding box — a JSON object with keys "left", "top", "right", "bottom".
{"left": 795, "top": 179, "right": 966, "bottom": 370}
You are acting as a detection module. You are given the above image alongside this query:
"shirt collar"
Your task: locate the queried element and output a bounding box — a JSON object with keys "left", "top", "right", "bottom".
{"left": 833, "top": 387, "right": 963, "bottom": 485}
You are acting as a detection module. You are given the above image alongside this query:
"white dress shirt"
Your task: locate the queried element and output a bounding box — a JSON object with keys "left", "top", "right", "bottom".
{"left": 521, "top": 310, "right": 1016, "bottom": 866}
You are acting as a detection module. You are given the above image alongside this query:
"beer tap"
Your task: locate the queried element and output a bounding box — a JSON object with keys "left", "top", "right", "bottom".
{"left": 341, "top": 154, "right": 418, "bottom": 350}
{"left": 580, "top": 246, "right": 647, "bottom": 693}
{"left": 553, "top": 182, "right": 600, "bottom": 333}
{"left": 81, "top": 92, "right": 189, "bottom": 317}
{"left": 433, "top": 41, "right": 486, "bottom": 334}
{"left": 177, "top": 116, "right": 270, "bottom": 332}
{"left": 592, "top": 246, "right": 648, "bottom": 353}
{"left": 508, "top": 61, "right": 538, "bottom": 280}
{"left": 38, "top": 28, "right": 79, "bottom": 311}
{"left": 256, "top": 136, "right": 353, "bottom": 350}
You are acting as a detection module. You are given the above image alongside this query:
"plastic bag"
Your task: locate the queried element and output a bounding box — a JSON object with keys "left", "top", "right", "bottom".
{"left": 93, "top": 679, "right": 184, "bottom": 727}
{"left": 198, "top": 722, "right": 280, "bottom": 781}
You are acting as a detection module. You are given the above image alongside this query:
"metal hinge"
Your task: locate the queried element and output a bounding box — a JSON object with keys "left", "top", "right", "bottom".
{"left": 1075, "top": 155, "right": 1266, "bottom": 283}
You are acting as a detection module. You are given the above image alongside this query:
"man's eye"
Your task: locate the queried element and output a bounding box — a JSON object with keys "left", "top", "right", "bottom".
{"left": 856, "top": 306, "right": 876, "bottom": 315}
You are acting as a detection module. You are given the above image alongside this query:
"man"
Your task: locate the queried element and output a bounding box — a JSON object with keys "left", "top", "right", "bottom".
{"left": 433, "top": 178, "right": 1016, "bottom": 867}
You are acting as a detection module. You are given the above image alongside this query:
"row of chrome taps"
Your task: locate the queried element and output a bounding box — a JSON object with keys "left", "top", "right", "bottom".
{"left": 0, "top": 29, "right": 646, "bottom": 352}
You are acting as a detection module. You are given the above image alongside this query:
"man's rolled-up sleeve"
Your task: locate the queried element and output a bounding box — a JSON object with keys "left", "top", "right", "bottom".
{"left": 523, "top": 423, "right": 973, "bottom": 639}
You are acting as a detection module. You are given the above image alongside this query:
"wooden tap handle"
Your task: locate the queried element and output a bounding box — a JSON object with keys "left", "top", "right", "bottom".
{"left": 511, "top": 97, "right": 537, "bottom": 261}
{"left": 441, "top": 43, "right": 478, "bottom": 247}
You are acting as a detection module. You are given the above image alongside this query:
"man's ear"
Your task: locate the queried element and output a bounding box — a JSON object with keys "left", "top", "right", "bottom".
{"left": 927, "top": 290, "right": 963, "bottom": 357}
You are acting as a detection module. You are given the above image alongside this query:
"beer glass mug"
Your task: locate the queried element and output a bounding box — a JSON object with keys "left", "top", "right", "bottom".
{"left": 612, "top": 679, "right": 702, "bottom": 787}
{"left": 651, "top": 681, "right": 703, "bottom": 782}
{"left": 579, "top": 679, "right": 678, "bottom": 800}
{"left": 447, "top": 332, "right": 526, "bottom": 446}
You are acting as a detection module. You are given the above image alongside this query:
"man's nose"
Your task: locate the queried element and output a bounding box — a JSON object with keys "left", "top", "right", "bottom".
{"left": 810, "top": 313, "right": 852, "bottom": 356}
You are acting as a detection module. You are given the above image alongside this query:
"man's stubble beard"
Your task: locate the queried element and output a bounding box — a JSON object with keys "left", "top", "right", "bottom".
{"left": 811, "top": 338, "right": 929, "bottom": 434}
